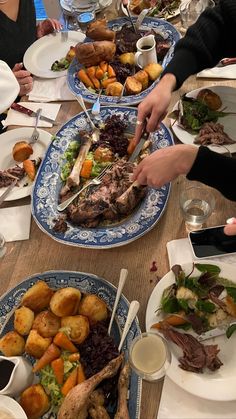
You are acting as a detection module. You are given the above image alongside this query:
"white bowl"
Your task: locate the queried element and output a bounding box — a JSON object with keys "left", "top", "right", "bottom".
{"left": 0, "top": 395, "right": 27, "bottom": 419}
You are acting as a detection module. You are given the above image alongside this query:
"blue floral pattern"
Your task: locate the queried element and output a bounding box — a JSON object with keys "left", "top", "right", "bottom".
{"left": 32, "top": 106, "right": 174, "bottom": 248}
{"left": 67, "top": 16, "right": 180, "bottom": 105}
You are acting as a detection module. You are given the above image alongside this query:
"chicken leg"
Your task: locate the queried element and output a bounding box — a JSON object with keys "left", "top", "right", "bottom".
{"left": 114, "top": 363, "right": 130, "bottom": 419}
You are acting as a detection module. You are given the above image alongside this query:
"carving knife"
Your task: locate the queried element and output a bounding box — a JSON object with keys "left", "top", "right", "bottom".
{"left": 129, "top": 120, "right": 149, "bottom": 163}
{"left": 10, "top": 103, "right": 59, "bottom": 125}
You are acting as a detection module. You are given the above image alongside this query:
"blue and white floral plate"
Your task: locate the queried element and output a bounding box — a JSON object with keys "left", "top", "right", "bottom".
{"left": 0, "top": 270, "right": 141, "bottom": 419}
{"left": 32, "top": 106, "right": 173, "bottom": 248}
{"left": 67, "top": 16, "right": 180, "bottom": 105}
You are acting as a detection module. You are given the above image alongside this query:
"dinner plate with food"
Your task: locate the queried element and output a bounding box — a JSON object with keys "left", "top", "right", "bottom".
{"left": 121, "top": 0, "right": 182, "bottom": 20}
{"left": 0, "top": 270, "right": 141, "bottom": 418}
{"left": 67, "top": 16, "right": 180, "bottom": 105}
{"left": 170, "top": 85, "right": 236, "bottom": 154}
{"left": 23, "top": 31, "right": 85, "bottom": 78}
{"left": 146, "top": 261, "right": 236, "bottom": 401}
{"left": 0, "top": 127, "right": 51, "bottom": 201}
{"left": 60, "top": 0, "right": 112, "bottom": 14}
{"left": 32, "top": 106, "right": 173, "bottom": 248}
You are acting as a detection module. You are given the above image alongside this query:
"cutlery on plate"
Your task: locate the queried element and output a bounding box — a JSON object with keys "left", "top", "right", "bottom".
{"left": 197, "top": 322, "right": 236, "bottom": 341}
{"left": 11, "top": 103, "right": 59, "bottom": 126}
{"left": 117, "top": 79, "right": 127, "bottom": 103}
{"left": 91, "top": 89, "right": 102, "bottom": 116}
{"left": 118, "top": 300, "right": 140, "bottom": 352}
{"left": 123, "top": 3, "right": 137, "bottom": 34}
{"left": 76, "top": 94, "right": 100, "bottom": 142}
{"left": 0, "top": 179, "right": 18, "bottom": 206}
{"left": 29, "top": 108, "right": 42, "bottom": 144}
{"left": 108, "top": 268, "right": 128, "bottom": 336}
{"left": 135, "top": 8, "right": 150, "bottom": 30}
{"left": 128, "top": 119, "right": 149, "bottom": 163}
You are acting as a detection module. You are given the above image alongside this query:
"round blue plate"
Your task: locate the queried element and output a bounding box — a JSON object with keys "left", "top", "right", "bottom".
{"left": 0, "top": 270, "right": 141, "bottom": 419}
{"left": 67, "top": 16, "right": 180, "bottom": 105}
{"left": 32, "top": 106, "right": 173, "bottom": 248}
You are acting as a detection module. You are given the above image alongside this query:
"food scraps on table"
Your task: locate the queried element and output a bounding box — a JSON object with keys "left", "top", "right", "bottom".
{"left": 51, "top": 46, "right": 76, "bottom": 72}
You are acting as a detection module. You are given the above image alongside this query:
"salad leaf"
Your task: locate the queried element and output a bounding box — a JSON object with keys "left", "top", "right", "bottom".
{"left": 40, "top": 365, "right": 63, "bottom": 412}
{"left": 178, "top": 298, "right": 189, "bottom": 313}
{"left": 195, "top": 264, "right": 221, "bottom": 275}
{"left": 161, "top": 284, "right": 179, "bottom": 313}
{"left": 217, "top": 277, "right": 236, "bottom": 289}
{"left": 226, "top": 287, "right": 236, "bottom": 304}
{"left": 226, "top": 324, "right": 236, "bottom": 338}
{"left": 196, "top": 300, "right": 216, "bottom": 313}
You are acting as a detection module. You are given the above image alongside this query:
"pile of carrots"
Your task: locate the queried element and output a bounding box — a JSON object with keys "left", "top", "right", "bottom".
{"left": 32, "top": 331, "right": 86, "bottom": 396}
{"left": 78, "top": 61, "right": 116, "bottom": 90}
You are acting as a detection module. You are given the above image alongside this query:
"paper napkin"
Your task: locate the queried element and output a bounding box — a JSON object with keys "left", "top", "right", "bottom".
{"left": 197, "top": 64, "right": 236, "bottom": 79}
{"left": 2, "top": 102, "right": 61, "bottom": 128}
{"left": 28, "top": 76, "right": 75, "bottom": 102}
{"left": 0, "top": 205, "right": 31, "bottom": 242}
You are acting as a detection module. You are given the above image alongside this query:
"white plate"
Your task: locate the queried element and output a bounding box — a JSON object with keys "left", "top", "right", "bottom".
{"left": 146, "top": 260, "right": 236, "bottom": 401}
{"left": 0, "top": 127, "right": 52, "bottom": 201}
{"left": 60, "top": 0, "right": 112, "bottom": 14}
{"left": 170, "top": 85, "right": 236, "bottom": 154}
{"left": 23, "top": 31, "right": 85, "bottom": 78}
{"left": 121, "top": 0, "right": 181, "bottom": 19}
{"left": 0, "top": 395, "right": 27, "bottom": 418}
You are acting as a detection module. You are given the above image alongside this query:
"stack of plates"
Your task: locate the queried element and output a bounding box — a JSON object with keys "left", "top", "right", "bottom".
{"left": 60, "top": 0, "right": 112, "bottom": 15}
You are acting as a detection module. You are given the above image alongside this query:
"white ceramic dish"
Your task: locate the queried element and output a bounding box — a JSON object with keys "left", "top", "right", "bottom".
{"left": 170, "top": 85, "right": 236, "bottom": 154}
{"left": 146, "top": 260, "right": 236, "bottom": 401}
{"left": 0, "top": 127, "right": 52, "bottom": 201}
{"left": 23, "top": 31, "right": 85, "bottom": 78}
{"left": 60, "top": 0, "right": 112, "bottom": 14}
{"left": 0, "top": 395, "right": 27, "bottom": 419}
{"left": 121, "top": 0, "right": 182, "bottom": 19}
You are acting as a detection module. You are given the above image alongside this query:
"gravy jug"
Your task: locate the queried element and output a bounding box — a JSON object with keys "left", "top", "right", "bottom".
{"left": 0, "top": 356, "right": 34, "bottom": 398}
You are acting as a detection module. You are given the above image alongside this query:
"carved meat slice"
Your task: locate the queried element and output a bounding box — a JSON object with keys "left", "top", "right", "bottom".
{"left": 116, "top": 180, "right": 146, "bottom": 214}
{"left": 114, "top": 363, "right": 130, "bottom": 419}
{"left": 58, "top": 354, "right": 123, "bottom": 419}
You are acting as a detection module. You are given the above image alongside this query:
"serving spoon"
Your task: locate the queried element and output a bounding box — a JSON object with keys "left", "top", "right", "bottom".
{"left": 108, "top": 268, "right": 128, "bottom": 335}
{"left": 118, "top": 300, "right": 140, "bottom": 352}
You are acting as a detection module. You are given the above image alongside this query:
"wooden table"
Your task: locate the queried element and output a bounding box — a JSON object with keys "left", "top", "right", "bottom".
{"left": 1, "top": 4, "right": 236, "bottom": 419}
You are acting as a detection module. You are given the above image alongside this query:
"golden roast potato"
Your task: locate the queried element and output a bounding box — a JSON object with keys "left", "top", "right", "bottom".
{"left": 0, "top": 331, "right": 25, "bottom": 356}
{"left": 144, "top": 63, "right": 163, "bottom": 81}
{"left": 12, "top": 141, "right": 33, "bottom": 163}
{"left": 134, "top": 70, "right": 149, "bottom": 90}
{"left": 125, "top": 76, "right": 142, "bottom": 95}
{"left": 21, "top": 281, "right": 54, "bottom": 312}
{"left": 119, "top": 52, "right": 135, "bottom": 66}
{"left": 105, "top": 81, "right": 123, "bottom": 96}
{"left": 14, "top": 306, "right": 34, "bottom": 336}
{"left": 61, "top": 315, "right": 90, "bottom": 344}
{"left": 20, "top": 384, "right": 50, "bottom": 419}
{"left": 25, "top": 330, "right": 52, "bottom": 358}
{"left": 78, "top": 294, "right": 108, "bottom": 324}
{"left": 32, "top": 310, "right": 61, "bottom": 338}
{"left": 50, "top": 287, "right": 81, "bottom": 317}
{"left": 197, "top": 88, "right": 222, "bottom": 110}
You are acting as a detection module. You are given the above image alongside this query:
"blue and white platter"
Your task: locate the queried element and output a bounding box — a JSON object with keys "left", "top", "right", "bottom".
{"left": 32, "top": 106, "right": 173, "bottom": 249}
{"left": 67, "top": 16, "right": 181, "bottom": 105}
{"left": 0, "top": 270, "right": 141, "bottom": 419}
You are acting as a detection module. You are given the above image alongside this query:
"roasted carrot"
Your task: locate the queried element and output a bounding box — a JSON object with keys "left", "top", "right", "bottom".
{"left": 61, "top": 367, "right": 78, "bottom": 396}
{"left": 32, "top": 343, "right": 61, "bottom": 373}
{"left": 95, "top": 66, "right": 104, "bottom": 80}
{"left": 101, "top": 77, "right": 116, "bottom": 88}
{"left": 51, "top": 357, "right": 64, "bottom": 385}
{"left": 86, "top": 66, "right": 96, "bottom": 79}
{"left": 80, "top": 160, "right": 93, "bottom": 179}
{"left": 77, "top": 363, "right": 86, "bottom": 384}
{"left": 100, "top": 61, "right": 108, "bottom": 72}
{"left": 23, "top": 159, "right": 36, "bottom": 180}
{"left": 53, "top": 332, "right": 78, "bottom": 353}
{"left": 151, "top": 315, "right": 187, "bottom": 330}
{"left": 107, "top": 64, "right": 116, "bottom": 78}
{"left": 68, "top": 353, "right": 80, "bottom": 362}
{"left": 127, "top": 137, "right": 136, "bottom": 155}
{"left": 90, "top": 76, "right": 100, "bottom": 90}
{"left": 77, "top": 69, "right": 94, "bottom": 88}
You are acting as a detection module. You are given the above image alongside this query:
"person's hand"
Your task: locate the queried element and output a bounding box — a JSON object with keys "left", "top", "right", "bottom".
{"left": 12, "top": 63, "right": 33, "bottom": 96}
{"left": 134, "top": 73, "right": 177, "bottom": 145}
{"left": 133, "top": 144, "right": 198, "bottom": 188}
{"left": 37, "top": 18, "right": 62, "bottom": 38}
{"left": 224, "top": 218, "right": 236, "bottom": 236}
{"left": 122, "top": 0, "right": 129, "bottom": 5}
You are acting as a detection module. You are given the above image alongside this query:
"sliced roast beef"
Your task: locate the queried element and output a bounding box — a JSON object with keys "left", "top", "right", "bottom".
{"left": 0, "top": 165, "right": 25, "bottom": 188}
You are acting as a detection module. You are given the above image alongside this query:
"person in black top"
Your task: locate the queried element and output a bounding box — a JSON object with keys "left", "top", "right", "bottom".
{"left": 133, "top": 0, "right": 236, "bottom": 205}
{"left": 0, "top": 0, "right": 61, "bottom": 96}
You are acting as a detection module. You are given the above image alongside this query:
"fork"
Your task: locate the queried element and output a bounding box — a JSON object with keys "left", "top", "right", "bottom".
{"left": 76, "top": 95, "right": 100, "bottom": 143}
{"left": 57, "top": 163, "right": 114, "bottom": 212}
{"left": 29, "top": 108, "right": 42, "bottom": 144}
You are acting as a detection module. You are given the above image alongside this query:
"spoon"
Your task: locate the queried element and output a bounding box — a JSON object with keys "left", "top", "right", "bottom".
{"left": 123, "top": 3, "right": 137, "bottom": 34}
{"left": 108, "top": 269, "right": 128, "bottom": 336}
{"left": 91, "top": 89, "right": 102, "bottom": 117}
{"left": 118, "top": 300, "right": 140, "bottom": 352}
{"left": 76, "top": 94, "right": 100, "bottom": 142}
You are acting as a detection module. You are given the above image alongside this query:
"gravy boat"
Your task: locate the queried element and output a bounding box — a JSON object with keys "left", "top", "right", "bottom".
{"left": 0, "top": 356, "right": 34, "bottom": 397}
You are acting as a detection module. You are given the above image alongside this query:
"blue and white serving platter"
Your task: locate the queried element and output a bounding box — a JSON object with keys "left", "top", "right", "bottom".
{"left": 32, "top": 106, "right": 173, "bottom": 249}
{"left": 67, "top": 16, "right": 181, "bottom": 105}
{"left": 0, "top": 270, "right": 141, "bottom": 419}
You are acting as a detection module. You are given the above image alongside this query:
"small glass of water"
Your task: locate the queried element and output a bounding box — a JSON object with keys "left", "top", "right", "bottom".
{"left": 128, "top": 332, "right": 171, "bottom": 382}
{"left": 180, "top": 184, "right": 215, "bottom": 232}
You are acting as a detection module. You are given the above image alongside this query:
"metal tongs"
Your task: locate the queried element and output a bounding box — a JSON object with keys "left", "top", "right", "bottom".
{"left": 123, "top": 1, "right": 137, "bottom": 33}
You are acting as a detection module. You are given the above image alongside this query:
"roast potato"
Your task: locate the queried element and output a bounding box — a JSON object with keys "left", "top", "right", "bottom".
{"left": 197, "top": 88, "right": 222, "bottom": 110}
{"left": 12, "top": 141, "right": 33, "bottom": 162}
{"left": 50, "top": 287, "right": 81, "bottom": 317}
{"left": 25, "top": 330, "right": 52, "bottom": 358}
{"left": 119, "top": 52, "right": 135, "bottom": 66}
{"left": 144, "top": 63, "right": 163, "bottom": 81}
{"left": 125, "top": 76, "right": 142, "bottom": 95}
{"left": 20, "top": 384, "right": 50, "bottom": 419}
{"left": 0, "top": 331, "right": 25, "bottom": 356}
{"left": 78, "top": 294, "right": 108, "bottom": 324}
{"left": 105, "top": 81, "right": 123, "bottom": 96}
{"left": 134, "top": 70, "right": 149, "bottom": 90}
{"left": 21, "top": 280, "right": 54, "bottom": 312}
{"left": 14, "top": 306, "right": 34, "bottom": 336}
{"left": 32, "top": 310, "right": 61, "bottom": 338}
{"left": 61, "top": 315, "right": 90, "bottom": 344}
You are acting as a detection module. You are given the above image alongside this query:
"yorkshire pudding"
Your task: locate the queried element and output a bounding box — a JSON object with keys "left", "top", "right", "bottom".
{"left": 75, "top": 40, "right": 116, "bottom": 67}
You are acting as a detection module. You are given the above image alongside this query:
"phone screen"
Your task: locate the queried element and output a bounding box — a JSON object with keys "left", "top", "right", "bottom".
{"left": 189, "top": 226, "right": 236, "bottom": 258}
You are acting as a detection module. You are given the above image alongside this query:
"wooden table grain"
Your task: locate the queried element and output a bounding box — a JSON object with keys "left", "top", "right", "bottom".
{"left": 1, "top": 4, "right": 236, "bottom": 419}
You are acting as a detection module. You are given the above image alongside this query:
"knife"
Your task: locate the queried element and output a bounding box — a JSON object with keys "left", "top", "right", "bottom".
{"left": 11, "top": 103, "right": 59, "bottom": 126}
{"left": 0, "top": 179, "right": 18, "bottom": 206}
{"left": 197, "top": 322, "right": 236, "bottom": 341}
{"left": 129, "top": 120, "right": 149, "bottom": 163}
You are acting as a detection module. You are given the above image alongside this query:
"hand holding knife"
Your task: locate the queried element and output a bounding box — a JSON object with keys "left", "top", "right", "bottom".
{"left": 10, "top": 103, "right": 59, "bottom": 126}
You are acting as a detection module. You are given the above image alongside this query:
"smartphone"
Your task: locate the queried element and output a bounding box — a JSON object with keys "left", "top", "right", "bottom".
{"left": 188, "top": 225, "right": 236, "bottom": 259}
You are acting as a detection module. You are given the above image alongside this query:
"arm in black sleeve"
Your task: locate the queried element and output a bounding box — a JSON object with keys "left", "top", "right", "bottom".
{"left": 187, "top": 146, "right": 236, "bottom": 201}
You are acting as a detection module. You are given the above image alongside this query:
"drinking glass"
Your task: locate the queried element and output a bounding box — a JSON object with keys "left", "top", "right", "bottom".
{"left": 180, "top": 184, "right": 216, "bottom": 232}
{"left": 0, "top": 233, "right": 6, "bottom": 258}
{"left": 128, "top": 332, "right": 171, "bottom": 382}
{"left": 180, "top": 0, "right": 214, "bottom": 31}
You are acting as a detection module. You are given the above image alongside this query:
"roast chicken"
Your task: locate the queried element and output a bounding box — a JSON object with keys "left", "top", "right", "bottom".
{"left": 86, "top": 18, "right": 115, "bottom": 41}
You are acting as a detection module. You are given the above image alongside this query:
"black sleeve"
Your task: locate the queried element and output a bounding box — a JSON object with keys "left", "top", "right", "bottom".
{"left": 162, "top": 0, "right": 236, "bottom": 88}
{"left": 187, "top": 146, "right": 236, "bottom": 201}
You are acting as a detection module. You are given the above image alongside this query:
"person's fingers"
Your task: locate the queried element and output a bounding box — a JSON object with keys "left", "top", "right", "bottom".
{"left": 12, "top": 62, "right": 24, "bottom": 72}
{"left": 52, "top": 19, "right": 63, "bottom": 31}
{"left": 19, "top": 82, "right": 33, "bottom": 96}
{"left": 224, "top": 224, "right": 236, "bottom": 236}
{"left": 136, "top": 170, "right": 148, "bottom": 185}
{"left": 14, "top": 71, "right": 32, "bottom": 81}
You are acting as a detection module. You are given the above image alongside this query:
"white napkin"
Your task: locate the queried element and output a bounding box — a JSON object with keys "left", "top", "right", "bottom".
{"left": 197, "top": 64, "right": 236, "bottom": 79}
{"left": 2, "top": 102, "right": 61, "bottom": 128}
{"left": 0, "top": 205, "right": 31, "bottom": 242}
{"left": 28, "top": 76, "right": 75, "bottom": 102}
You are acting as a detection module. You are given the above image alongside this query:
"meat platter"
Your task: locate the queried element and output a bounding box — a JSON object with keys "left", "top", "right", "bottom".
{"left": 32, "top": 106, "right": 173, "bottom": 249}
{"left": 0, "top": 270, "right": 141, "bottom": 418}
